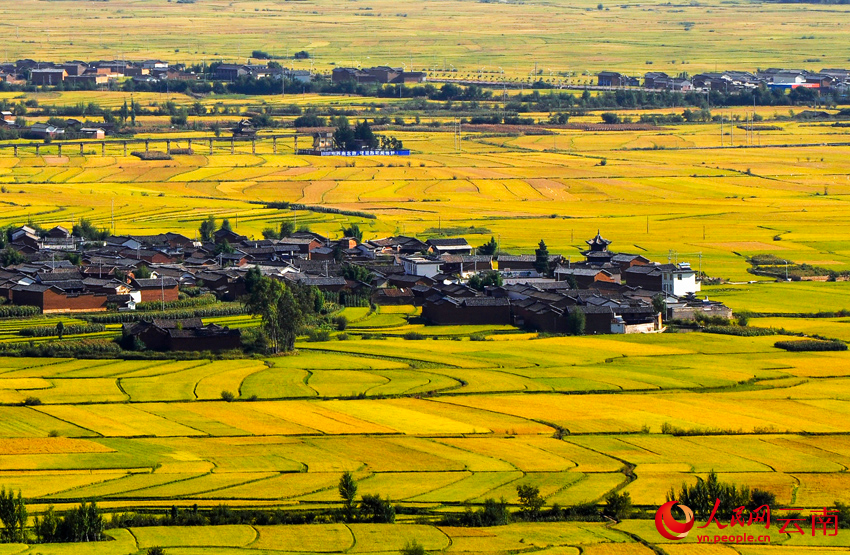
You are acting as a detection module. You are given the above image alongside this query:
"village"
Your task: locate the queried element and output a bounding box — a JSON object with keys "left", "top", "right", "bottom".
{"left": 0, "top": 222, "right": 733, "bottom": 352}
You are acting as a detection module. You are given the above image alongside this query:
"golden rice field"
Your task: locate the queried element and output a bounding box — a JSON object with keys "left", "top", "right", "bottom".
{"left": 0, "top": 327, "right": 849, "bottom": 553}
{"left": 1, "top": 113, "right": 850, "bottom": 287}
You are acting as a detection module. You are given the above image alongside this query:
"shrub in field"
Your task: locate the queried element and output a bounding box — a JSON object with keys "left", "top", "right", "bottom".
{"left": 403, "top": 332, "right": 425, "bottom": 340}
{"left": 602, "top": 491, "right": 632, "bottom": 521}
{"left": 307, "top": 328, "right": 331, "bottom": 342}
{"left": 19, "top": 324, "right": 105, "bottom": 337}
{"left": 442, "top": 498, "right": 510, "bottom": 527}
{"left": 147, "top": 548, "right": 165, "bottom": 555}
{"left": 400, "top": 541, "right": 426, "bottom": 555}
{"left": 22, "top": 396, "right": 41, "bottom": 406}
{"left": 702, "top": 325, "right": 775, "bottom": 337}
{"left": 84, "top": 304, "right": 246, "bottom": 324}
{"left": 334, "top": 315, "right": 348, "bottom": 331}
{"left": 0, "top": 306, "right": 41, "bottom": 318}
{"left": 775, "top": 339, "right": 847, "bottom": 351}
{"left": 136, "top": 295, "right": 217, "bottom": 312}
{"left": 220, "top": 390, "right": 235, "bottom": 402}
{"left": 359, "top": 494, "right": 395, "bottom": 523}
{"left": 131, "top": 151, "right": 172, "bottom": 160}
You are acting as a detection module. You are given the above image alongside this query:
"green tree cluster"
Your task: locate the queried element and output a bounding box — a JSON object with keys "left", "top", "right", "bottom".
{"left": 477, "top": 236, "right": 498, "bottom": 255}
{"left": 245, "top": 275, "right": 304, "bottom": 352}
{"left": 667, "top": 470, "right": 774, "bottom": 520}
{"left": 468, "top": 271, "right": 503, "bottom": 291}
{"left": 0, "top": 488, "right": 27, "bottom": 543}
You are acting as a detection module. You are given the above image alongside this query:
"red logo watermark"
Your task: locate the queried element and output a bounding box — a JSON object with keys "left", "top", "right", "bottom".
{"left": 655, "top": 500, "right": 695, "bottom": 540}
{"left": 655, "top": 499, "right": 839, "bottom": 544}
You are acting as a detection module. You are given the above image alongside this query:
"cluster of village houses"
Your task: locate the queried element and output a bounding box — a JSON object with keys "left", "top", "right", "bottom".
{"left": 0, "top": 58, "right": 425, "bottom": 88}
{"left": 0, "top": 225, "right": 731, "bottom": 350}
{"left": 597, "top": 68, "right": 850, "bottom": 91}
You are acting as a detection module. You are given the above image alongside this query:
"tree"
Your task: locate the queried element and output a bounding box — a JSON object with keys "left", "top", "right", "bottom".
{"left": 170, "top": 107, "right": 189, "bottom": 126}
{"left": 262, "top": 227, "right": 280, "bottom": 240}
{"left": 244, "top": 266, "right": 263, "bottom": 295}
{"left": 34, "top": 505, "right": 58, "bottom": 543}
{"left": 359, "top": 494, "right": 395, "bottom": 523}
{"left": 245, "top": 276, "right": 303, "bottom": 352}
{"left": 668, "top": 470, "right": 750, "bottom": 520}
{"left": 338, "top": 472, "right": 358, "bottom": 521}
{"left": 354, "top": 120, "right": 379, "bottom": 149}
{"left": 135, "top": 264, "right": 152, "bottom": 279}
{"left": 214, "top": 240, "right": 236, "bottom": 256}
{"left": 567, "top": 308, "right": 586, "bottom": 335}
{"left": 71, "top": 218, "right": 109, "bottom": 241}
{"left": 119, "top": 99, "right": 129, "bottom": 124}
{"left": 341, "top": 263, "right": 373, "bottom": 283}
{"left": 56, "top": 321, "right": 64, "bottom": 340}
{"left": 0, "top": 247, "right": 26, "bottom": 267}
{"left": 280, "top": 220, "right": 295, "bottom": 237}
{"left": 477, "top": 236, "right": 498, "bottom": 255}
{"left": 199, "top": 215, "right": 216, "bottom": 242}
{"left": 333, "top": 119, "right": 357, "bottom": 150}
{"left": 468, "top": 271, "right": 503, "bottom": 291}
{"left": 834, "top": 501, "right": 850, "bottom": 529}
{"left": 147, "top": 548, "right": 166, "bottom": 555}
{"left": 480, "top": 498, "right": 511, "bottom": 526}
{"left": 602, "top": 491, "right": 632, "bottom": 521}
{"left": 747, "top": 488, "right": 776, "bottom": 511}
{"left": 652, "top": 293, "right": 666, "bottom": 317}
{"left": 516, "top": 484, "right": 544, "bottom": 520}
{"left": 534, "top": 240, "right": 550, "bottom": 275}
{"left": 220, "top": 219, "right": 232, "bottom": 232}
{"left": 0, "top": 488, "right": 27, "bottom": 542}
{"left": 59, "top": 501, "right": 103, "bottom": 542}
{"left": 293, "top": 114, "right": 325, "bottom": 128}
{"left": 601, "top": 112, "right": 621, "bottom": 124}
{"left": 341, "top": 223, "right": 363, "bottom": 242}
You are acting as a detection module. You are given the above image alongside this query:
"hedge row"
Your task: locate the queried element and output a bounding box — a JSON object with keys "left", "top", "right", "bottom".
{"left": 82, "top": 304, "right": 246, "bottom": 323}
{"left": 19, "top": 324, "right": 106, "bottom": 337}
{"left": 288, "top": 203, "right": 377, "bottom": 220}
{"left": 0, "top": 305, "right": 41, "bottom": 318}
{"left": 774, "top": 339, "right": 848, "bottom": 352}
{"left": 0, "top": 338, "right": 122, "bottom": 357}
{"left": 702, "top": 326, "right": 776, "bottom": 337}
{"left": 136, "top": 294, "right": 218, "bottom": 312}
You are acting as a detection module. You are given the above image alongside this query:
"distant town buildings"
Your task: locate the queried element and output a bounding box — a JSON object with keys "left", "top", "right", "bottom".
{"left": 597, "top": 67, "right": 850, "bottom": 92}
{"left": 332, "top": 66, "right": 426, "bottom": 84}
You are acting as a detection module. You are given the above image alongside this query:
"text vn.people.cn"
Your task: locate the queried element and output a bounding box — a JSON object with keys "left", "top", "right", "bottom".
{"left": 655, "top": 499, "right": 839, "bottom": 544}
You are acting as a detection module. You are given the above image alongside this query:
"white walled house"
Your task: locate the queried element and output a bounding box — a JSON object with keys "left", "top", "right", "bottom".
{"left": 401, "top": 256, "right": 443, "bottom": 278}
{"left": 662, "top": 262, "right": 700, "bottom": 296}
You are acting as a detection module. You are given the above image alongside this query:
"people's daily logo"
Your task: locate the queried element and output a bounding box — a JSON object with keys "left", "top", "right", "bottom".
{"left": 655, "top": 500, "right": 696, "bottom": 540}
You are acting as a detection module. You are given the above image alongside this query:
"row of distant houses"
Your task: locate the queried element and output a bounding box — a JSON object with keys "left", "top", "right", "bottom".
{"left": 0, "top": 59, "right": 317, "bottom": 88}
{"left": 598, "top": 68, "right": 850, "bottom": 92}
{"left": 331, "top": 67, "right": 426, "bottom": 85}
